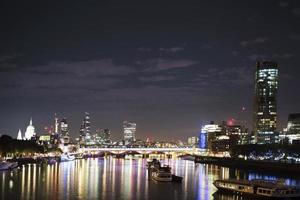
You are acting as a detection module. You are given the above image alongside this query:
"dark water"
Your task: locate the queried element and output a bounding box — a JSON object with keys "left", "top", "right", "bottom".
{"left": 0, "top": 158, "right": 299, "bottom": 200}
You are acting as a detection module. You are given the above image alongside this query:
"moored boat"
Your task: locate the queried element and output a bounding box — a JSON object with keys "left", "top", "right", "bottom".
{"left": 172, "top": 174, "right": 183, "bottom": 183}
{"left": 60, "top": 154, "right": 75, "bottom": 162}
{"left": 147, "top": 159, "right": 182, "bottom": 183}
{"left": 151, "top": 166, "right": 172, "bottom": 182}
{"left": 213, "top": 179, "right": 300, "bottom": 199}
{"left": 74, "top": 153, "right": 84, "bottom": 159}
{"left": 0, "top": 161, "right": 18, "bottom": 170}
{"left": 48, "top": 158, "right": 57, "bottom": 164}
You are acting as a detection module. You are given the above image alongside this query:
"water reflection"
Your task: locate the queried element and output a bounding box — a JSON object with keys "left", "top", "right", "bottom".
{"left": 0, "top": 158, "right": 299, "bottom": 200}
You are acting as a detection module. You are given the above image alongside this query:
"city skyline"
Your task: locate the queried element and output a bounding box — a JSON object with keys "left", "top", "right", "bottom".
{"left": 1, "top": 1, "right": 300, "bottom": 140}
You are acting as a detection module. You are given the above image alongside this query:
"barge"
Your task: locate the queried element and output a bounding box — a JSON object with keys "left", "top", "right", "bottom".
{"left": 213, "top": 179, "right": 300, "bottom": 199}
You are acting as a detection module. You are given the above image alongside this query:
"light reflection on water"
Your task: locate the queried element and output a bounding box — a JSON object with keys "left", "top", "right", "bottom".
{"left": 0, "top": 158, "right": 299, "bottom": 200}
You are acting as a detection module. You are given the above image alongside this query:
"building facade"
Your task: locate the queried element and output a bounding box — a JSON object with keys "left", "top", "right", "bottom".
{"left": 281, "top": 113, "right": 300, "bottom": 144}
{"left": 123, "top": 121, "right": 136, "bottom": 144}
{"left": 287, "top": 113, "right": 300, "bottom": 135}
{"left": 187, "top": 136, "right": 199, "bottom": 147}
{"left": 253, "top": 61, "right": 279, "bottom": 144}
{"left": 79, "top": 112, "right": 92, "bottom": 145}
{"left": 60, "top": 118, "right": 70, "bottom": 144}
{"left": 199, "top": 121, "right": 222, "bottom": 150}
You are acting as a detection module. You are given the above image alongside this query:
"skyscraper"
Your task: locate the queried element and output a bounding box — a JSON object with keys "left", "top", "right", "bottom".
{"left": 60, "top": 118, "right": 70, "bottom": 144}
{"left": 103, "top": 128, "right": 111, "bottom": 144}
{"left": 54, "top": 114, "right": 59, "bottom": 134}
{"left": 79, "top": 112, "right": 92, "bottom": 145}
{"left": 253, "top": 61, "right": 279, "bottom": 144}
{"left": 123, "top": 121, "right": 136, "bottom": 144}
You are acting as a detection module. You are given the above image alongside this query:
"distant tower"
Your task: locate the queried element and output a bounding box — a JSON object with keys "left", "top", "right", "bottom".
{"left": 17, "top": 129, "right": 22, "bottom": 140}
{"left": 54, "top": 114, "right": 59, "bottom": 134}
{"left": 123, "top": 121, "right": 136, "bottom": 144}
{"left": 79, "top": 112, "right": 92, "bottom": 145}
{"left": 253, "top": 61, "right": 279, "bottom": 144}
{"left": 60, "top": 118, "right": 70, "bottom": 144}
{"left": 24, "top": 118, "right": 36, "bottom": 140}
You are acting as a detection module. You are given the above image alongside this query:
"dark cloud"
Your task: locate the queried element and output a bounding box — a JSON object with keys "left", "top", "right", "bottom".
{"left": 0, "top": 0, "right": 300, "bottom": 140}
{"left": 138, "top": 75, "right": 175, "bottom": 82}
{"left": 247, "top": 53, "right": 294, "bottom": 61}
{"left": 278, "top": 1, "right": 289, "bottom": 8}
{"left": 289, "top": 34, "right": 300, "bottom": 40}
{"left": 159, "top": 47, "right": 184, "bottom": 52}
{"left": 240, "top": 37, "right": 269, "bottom": 47}
{"left": 24, "top": 59, "right": 136, "bottom": 77}
{"left": 292, "top": 8, "right": 300, "bottom": 16}
{"left": 141, "top": 58, "right": 198, "bottom": 71}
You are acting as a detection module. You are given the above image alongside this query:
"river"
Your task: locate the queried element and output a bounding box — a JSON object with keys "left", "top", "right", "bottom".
{"left": 0, "top": 158, "right": 299, "bottom": 200}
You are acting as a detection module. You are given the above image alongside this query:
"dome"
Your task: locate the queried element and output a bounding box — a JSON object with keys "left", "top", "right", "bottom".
{"left": 24, "top": 118, "right": 36, "bottom": 140}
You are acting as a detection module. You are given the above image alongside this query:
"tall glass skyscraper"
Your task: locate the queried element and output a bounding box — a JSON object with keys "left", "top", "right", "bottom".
{"left": 253, "top": 61, "right": 279, "bottom": 144}
{"left": 79, "top": 112, "right": 92, "bottom": 145}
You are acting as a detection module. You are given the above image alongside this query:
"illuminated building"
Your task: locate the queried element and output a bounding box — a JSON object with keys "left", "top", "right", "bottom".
{"left": 54, "top": 115, "right": 59, "bottom": 134}
{"left": 60, "top": 118, "right": 70, "bottom": 144}
{"left": 79, "top": 112, "right": 92, "bottom": 145}
{"left": 187, "top": 136, "right": 199, "bottom": 147}
{"left": 123, "top": 121, "right": 136, "bottom": 145}
{"left": 24, "top": 118, "right": 36, "bottom": 140}
{"left": 103, "top": 128, "right": 111, "bottom": 144}
{"left": 17, "top": 129, "right": 22, "bottom": 140}
{"left": 253, "top": 61, "right": 278, "bottom": 144}
{"left": 199, "top": 121, "right": 222, "bottom": 150}
{"left": 38, "top": 134, "right": 51, "bottom": 147}
{"left": 92, "top": 128, "right": 111, "bottom": 146}
{"left": 223, "top": 123, "right": 249, "bottom": 145}
{"left": 287, "top": 113, "right": 300, "bottom": 135}
{"left": 280, "top": 113, "right": 300, "bottom": 144}
{"left": 199, "top": 121, "right": 249, "bottom": 151}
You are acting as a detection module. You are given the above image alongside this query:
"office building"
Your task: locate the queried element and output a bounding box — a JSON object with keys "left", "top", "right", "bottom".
{"left": 123, "top": 121, "right": 136, "bottom": 144}
{"left": 199, "top": 121, "right": 222, "bottom": 150}
{"left": 280, "top": 113, "right": 300, "bottom": 144}
{"left": 79, "top": 112, "right": 92, "bottom": 145}
{"left": 253, "top": 61, "right": 279, "bottom": 144}
{"left": 60, "top": 118, "right": 70, "bottom": 144}
{"left": 187, "top": 136, "right": 199, "bottom": 147}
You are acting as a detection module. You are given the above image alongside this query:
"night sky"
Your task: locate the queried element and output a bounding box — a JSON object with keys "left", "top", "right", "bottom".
{"left": 1, "top": 1, "right": 300, "bottom": 141}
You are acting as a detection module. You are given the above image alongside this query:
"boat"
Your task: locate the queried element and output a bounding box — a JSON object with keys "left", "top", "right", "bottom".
{"left": 172, "top": 174, "right": 183, "bottom": 183}
{"left": 147, "top": 158, "right": 161, "bottom": 169}
{"left": 74, "top": 153, "right": 84, "bottom": 159}
{"left": 151, "top": 166, "right": 172, "bottom": 182}
{"left": 147, "top": 159, "right": 182, "bottom": 183}
{"left": 48, "top": 158, "right": 57, "bottom": 164}
{"left": 60, "top": 154, "right": 75, "bottom": 162}
{"left": 213, "top": 179, "right": 300, "bottom": 199}
{"left": 0, "top": 161, "right": 18, "bottom": 170}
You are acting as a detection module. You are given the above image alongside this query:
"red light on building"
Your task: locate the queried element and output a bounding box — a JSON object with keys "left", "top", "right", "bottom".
{"left": 227, "top": 118, "right": 235, "bottom": 126}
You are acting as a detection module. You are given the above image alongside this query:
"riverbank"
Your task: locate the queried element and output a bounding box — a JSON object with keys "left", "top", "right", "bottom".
{"left": 195, "top": 156, "right": 300, "bottom": 177}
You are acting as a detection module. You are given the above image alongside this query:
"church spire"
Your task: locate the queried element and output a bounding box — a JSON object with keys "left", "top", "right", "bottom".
{"left": 17, "top": 129, "right": 22, "bottom": 140}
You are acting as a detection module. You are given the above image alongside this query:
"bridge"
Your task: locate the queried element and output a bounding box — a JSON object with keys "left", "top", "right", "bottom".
{"left": 79, "top": 147, "right": 206, "bottom": 155}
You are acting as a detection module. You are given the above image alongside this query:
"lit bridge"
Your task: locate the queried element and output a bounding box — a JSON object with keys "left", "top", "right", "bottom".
{"left": 79, "top": 147, "right": 205, "bottom": 155}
